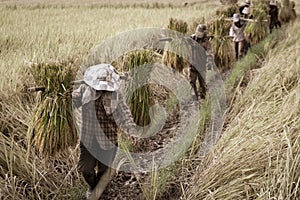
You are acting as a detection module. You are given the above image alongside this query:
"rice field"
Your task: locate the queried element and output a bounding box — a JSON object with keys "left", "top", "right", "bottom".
{"left": 0, "top": 0, "right": 300, "bottom": 199}
{"left": 0, "top": 1, "right": 219, "bottom": 199}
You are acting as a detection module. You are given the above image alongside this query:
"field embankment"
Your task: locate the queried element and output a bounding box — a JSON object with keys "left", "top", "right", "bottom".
{"left": 185, "top": 20, "right": 300, "bottom": 199}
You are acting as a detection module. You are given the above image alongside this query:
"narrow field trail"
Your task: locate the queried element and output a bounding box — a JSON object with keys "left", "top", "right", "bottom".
{"left": 98, "top": 68, "right": 230, "bottom": 200}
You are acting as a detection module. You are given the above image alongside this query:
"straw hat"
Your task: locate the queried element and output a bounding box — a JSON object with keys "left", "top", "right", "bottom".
{"left": 83, "top": 64, "right": 120, "bottom": 91}
{"left": 232, "top": 13, "right": 240, "bottom": 22}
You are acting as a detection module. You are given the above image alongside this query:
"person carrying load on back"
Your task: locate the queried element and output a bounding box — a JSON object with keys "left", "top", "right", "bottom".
{"left": 72, "top": 64, "right": 137, "bottom": 199}
{"left": 268, "top": 0, "right": 281, "bottom": 33}
{"left": 229, "top": 13, "right": 247, "bottom": 60}
{"left": 189, "top": 24, "right": 215, "bottom": 100}
{"left": 241, "top": 7, "right": 252, "bottom": 54}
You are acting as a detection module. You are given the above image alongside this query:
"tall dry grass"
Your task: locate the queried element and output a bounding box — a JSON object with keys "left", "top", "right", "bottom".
{"left": 185, "top": 21, "right": 300, "bottom": 200}
{"left": 0, "top": 2, "right": 219, "bottom": 199}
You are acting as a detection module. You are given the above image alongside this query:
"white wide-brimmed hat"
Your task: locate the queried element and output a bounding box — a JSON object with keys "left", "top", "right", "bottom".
{"left": 242, "top": 7, "right": 250, "bottom": 15}
{"left": 232, "top": 13, "right": 240, "bottom": 22}
{"left": 245, "top": 0, "right": 251, "bottom": 5}
{"left": 83, "top": 64, "right": 120, "bottom": 91}
{"left": 270, "top": 0, "right": 276, "bottom": 5}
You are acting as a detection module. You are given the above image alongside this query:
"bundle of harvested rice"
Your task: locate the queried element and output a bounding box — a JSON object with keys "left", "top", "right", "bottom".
{"left": 162, "top": 37, "right": 191, "bottom": 73}
{"left": 244, "top": 1, "right": 269, "bottom": 45}
{"left": 121, "top": 50, "right": 154, "bottom": 126}
{"left": 216, "top": 4, "right": 239, "bottom": 17}
{"left": 208, "top": 17, "right": 235, "bottom": 71}
{"left": 168, "top": 17, "right": 188, "bottom": 34}
{"left": 27, "top": 58, "right": 78, "bottom": 157}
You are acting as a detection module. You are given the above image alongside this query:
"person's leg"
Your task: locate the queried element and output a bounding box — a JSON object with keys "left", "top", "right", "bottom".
{"left": 197, "top": 73, "right": 207, "bottom": 99}
{"left": 95, "top": 146, "right": 118, "bottom": 182}
{"left": 189, "top": 67, "right": 199, "bottom": 100}
{"left": 234, "top": 42, "right": 239, "bottom": 60}
{"left": 78, "top": 143, "right": 98, "bottom": 190}
{"left": 238, "top": 40, "right": 244, "bottom": 60}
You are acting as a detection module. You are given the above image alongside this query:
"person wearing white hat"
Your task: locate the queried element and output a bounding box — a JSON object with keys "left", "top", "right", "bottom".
{"left": 239, "top": 0, "right": 251, "bottom": 16}
{"left": 72, "top": 64, "right": 137, "bottom": 199}
{"left": 229, "top": 13, "right": 247, "bottom": 60}
{"left": 241, "top": 6, "right": 253, "bottom": 19}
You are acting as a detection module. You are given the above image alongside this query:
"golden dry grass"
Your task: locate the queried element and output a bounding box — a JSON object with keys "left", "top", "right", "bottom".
{"left": 185, "top": 20, "right": 300, "bottom": 200}
{"left": 0, "top": 1, "right": 219, "bottom": 199}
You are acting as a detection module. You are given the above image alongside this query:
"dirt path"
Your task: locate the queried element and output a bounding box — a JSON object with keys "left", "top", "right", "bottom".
{"left": 98, "top": 69, "right": 230, "bottom": 200}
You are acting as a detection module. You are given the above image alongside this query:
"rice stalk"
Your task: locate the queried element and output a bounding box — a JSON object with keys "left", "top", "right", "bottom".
{"left": 27, "top": 58, "right": 79, "bottom": 157}
{"left": 167, "top": 17, "right": 188, "bottom": 34}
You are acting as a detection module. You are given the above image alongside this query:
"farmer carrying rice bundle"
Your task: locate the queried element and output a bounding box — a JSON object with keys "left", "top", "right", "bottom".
{"left": 229, "top": 13, "right": 247, "bottom": 60}
{"left": 72, "top": 64, "right": 137, "bottom": 199}
{"left": 189, "top": 24, "right": 214, "bottom": 100}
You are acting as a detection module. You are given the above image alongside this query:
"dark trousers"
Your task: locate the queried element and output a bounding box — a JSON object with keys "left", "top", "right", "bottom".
{"left": 78, "top": 141, "right": 117, "bottom": 190}
{"left": 234, "top": 40, "right": 245, "bottom": 60}
{"left": 270, "top": 20, "right": 281, "bottom": 33}
{"left": 189, "top": 66, "right": 207, "bottom": 100}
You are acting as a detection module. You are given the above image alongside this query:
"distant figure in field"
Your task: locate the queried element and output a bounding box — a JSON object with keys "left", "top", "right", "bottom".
{"left": 269, "top": 0, "right": 281, "bottom": 33}
{"left": 229, "top": 13, "right": 247, "bottom": 60}
{"left": 189, "top": 24, "right": 215, "bottom": 100}
{"left": 241, "top": 7, "right": 252, "bottom": 54}
{"left": 241, "top": 6, "right": 253, "bottom": 19}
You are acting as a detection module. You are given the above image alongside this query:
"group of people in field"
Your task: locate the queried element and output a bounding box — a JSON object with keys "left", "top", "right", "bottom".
{"left": 228, "top": 0, "right": 281, "bottom": 60}
{"left": 72, "top": 0, "right": 285, "bottom": 199}
{"left": 189, "top": 0, "right": 283, "bottom": 100}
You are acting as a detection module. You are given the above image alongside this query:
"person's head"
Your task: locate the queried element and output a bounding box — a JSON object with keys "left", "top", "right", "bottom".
{"left": 195, "top": 24, "right": 207, "bottom": 38}
{"left": 232, "top": 13, "right": 240, "bottom": 23}
{"left": 269, "top": 0, "right": 276, "bottom": 5}
{"left": 242, "top": 7, "right": 250, "bottom": 16}
{"left": 83, "top": 64, "right": 120, "bottom": 92}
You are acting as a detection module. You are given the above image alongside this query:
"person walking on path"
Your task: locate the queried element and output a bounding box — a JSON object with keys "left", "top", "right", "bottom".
{"left": 268, "top": 0, "right": 281, "bottom": 33}
{"left": 229, "top": 13, "right": 247, "bottom": 60}
{"left": 189, "top": 24, "right": 216, "bottom": 100}
{"left": 72, "top": 64, "right": 137, "bottom": 199}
